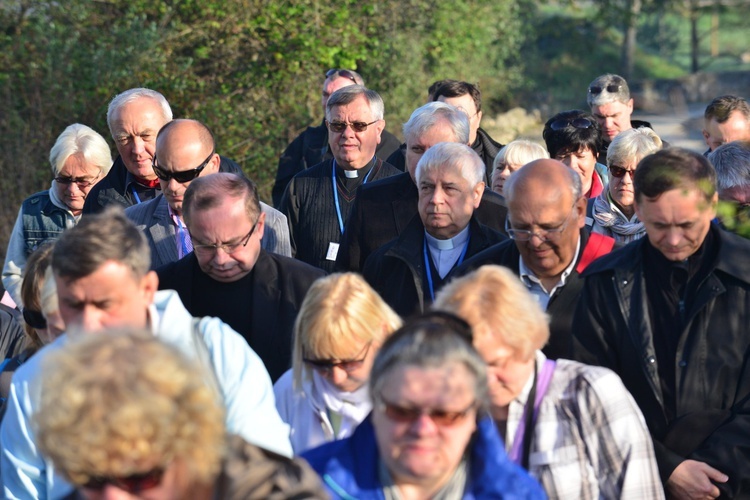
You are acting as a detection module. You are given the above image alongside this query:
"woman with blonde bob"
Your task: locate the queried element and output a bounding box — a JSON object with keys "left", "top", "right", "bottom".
{"left": 433, "top": 265, "right": 665, "bottom": 499}
{"left": 490, "top": 140, "right": 549, "bottom": 195}
{"left": 274, "top": 272, "right": 402, "bottom": 454}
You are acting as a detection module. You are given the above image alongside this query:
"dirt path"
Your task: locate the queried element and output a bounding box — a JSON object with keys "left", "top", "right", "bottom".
{"left": 636, "top": 102, "right": 708, "bottom": 153}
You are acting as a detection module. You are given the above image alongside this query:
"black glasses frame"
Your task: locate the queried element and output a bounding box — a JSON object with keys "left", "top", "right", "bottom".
{"left": 549, "top": 118, "right": 594, "bottom": 131}
{"left": 325, "top": 69, "right": 358, "bottom": 83}
{"left": 326, "top": 119, "right": 379, "bottom": 133}
{"left": 588, "top": 84, "right": 623, "bottom": 94}
{"left": 303, "top": 342, "right": 372, "bottom": 373}
{"left": 152, "top": 150, "right": 214, "bottom": 184}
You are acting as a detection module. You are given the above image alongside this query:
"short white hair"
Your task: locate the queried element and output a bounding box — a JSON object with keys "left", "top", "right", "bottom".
{"left": 492, "top": 140, "right": 549, "bottom": 175}
{"left": 708, "top": 141, "right": 750, "bottom": 191}
{"left": 403, "top": 102, "right": 470, "bottom": 145}
{"left": 606, "top": 127, "right": 662, "bottom": 167}
{"left": 106, "top": 88, "right": 172, "bottom": 137}
{"left": 415, "top": 142, "right": 484, "bottom": 187}
{"left": 49, "top": 124, "right": 113, "bottom": 177}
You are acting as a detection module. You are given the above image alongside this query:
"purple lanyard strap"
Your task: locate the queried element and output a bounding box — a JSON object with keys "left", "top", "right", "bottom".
{"left": 508, "top": 359, "right": 556, "bottom": 466}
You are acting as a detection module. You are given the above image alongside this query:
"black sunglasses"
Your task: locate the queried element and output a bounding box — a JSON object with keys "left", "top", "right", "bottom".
{"left": 326, "top": 119, "right": 379, "bottom": 133}
{"left": 22, "top": 309, "right": 47, "bottom": 330}
{"left": 152, "top": 150, "right": 214, "bottom": 183}
{"left": 588, "top": 84, "right": 623, "bottom": 95}
{"left": 303, "top": 342, "right": 372, "bottom": 373}
{"left": 83, "top": 468, "right": 164, "bottom": 493}
{"left": 549, "top": 118, "right": 594, "bottom": 131}
{"left": 609, "top": 165, "right": 636, "bottom": 178}
{"left": 325, "top": 69, "right": 358, "bottom": 83}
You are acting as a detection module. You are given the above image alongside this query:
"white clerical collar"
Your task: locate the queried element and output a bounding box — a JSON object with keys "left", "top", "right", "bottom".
{"left": 343, "top": 169, "right": 359, "bottom": 178}
{"left": 425, "top": 224, "right": 471, "bottom": 250}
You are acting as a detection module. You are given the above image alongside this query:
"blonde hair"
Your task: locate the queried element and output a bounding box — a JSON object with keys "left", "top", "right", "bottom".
{"left": 34, "top": 329, "right": 226, "bottom": 487}
{"left": 492, "top": 140, "right": 549, "bottom": 176}
{"left": 434, "top": 265, "right": 549, "bottom": 361}
{"left": 292, "top": 273, "right": 401, "bottom": 390}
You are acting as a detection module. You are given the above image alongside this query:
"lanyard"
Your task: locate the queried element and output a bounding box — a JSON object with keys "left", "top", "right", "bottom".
{"left": 130, "top": 185, "right": 142, "bottom": 204}
{"left": 508, "top": 359, "right": 556, "bottom": 468}
{"left": 332, "top": 159, "right": 374, "bottom": 235}
{"left": 423, "top": 237, "right": 469, "bottom": 302}
{"left": 174, "top": 216, "right": 192, "bottom": 258}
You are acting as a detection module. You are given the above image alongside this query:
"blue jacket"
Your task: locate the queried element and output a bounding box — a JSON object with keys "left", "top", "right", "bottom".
{"left": 302, "top": 415, "right": 545, "bottom": 499}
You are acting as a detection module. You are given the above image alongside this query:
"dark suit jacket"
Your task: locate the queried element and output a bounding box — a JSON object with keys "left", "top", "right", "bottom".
{"left": 336, "top": 172, "right": 507, "bottom": 273}
{"left": 156, "top": 250, "right": 324, "bottom": 382}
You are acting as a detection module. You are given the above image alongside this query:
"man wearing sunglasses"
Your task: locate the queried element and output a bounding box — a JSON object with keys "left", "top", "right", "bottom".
{"left": 454, "top": 159, "right": 614, "bottom": 360}
{"left": 125, "top": 119, "right": 291, "bottom": 269}
{"left": 279, "top": 85, "right": 401, "bottom": 273}
{"left": 272, "top": 68, "right": 401, "bottom": 207}
{"left": 158, "top": 173, "right": 323, "bottom": 382}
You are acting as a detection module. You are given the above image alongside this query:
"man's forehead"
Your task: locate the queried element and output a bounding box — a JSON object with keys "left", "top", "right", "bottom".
{"left": 329, "top": 97, "right": 372, "bottom": 117}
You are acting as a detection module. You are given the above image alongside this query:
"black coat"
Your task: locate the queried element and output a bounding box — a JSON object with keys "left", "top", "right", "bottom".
{"left": 272, "top": 121, "right": 402, "bottom": 207}
{"left": 453, "top": 228, "right": 609, "bottom": 360}
{"left": 570, "top": 225, "right": 750, "bottom": 496}
{"left": 156, "top": 250, "right": 324, "bottom": 382}
{"left": 363, "top": 216, "right": 505, "bottom": 317}
{"left": 335, "top": 172, "right": 507, "bottom": 273}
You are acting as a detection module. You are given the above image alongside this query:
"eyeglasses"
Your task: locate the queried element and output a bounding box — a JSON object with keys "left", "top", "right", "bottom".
{"left": 325, "top": 69, "right": 358, "bottom": 84}
{"left": 326, "top": 120, "right": 379, "bottom": 133}
{"left": 609, "top": 165, "right": 636, "bottom": 178}
{"left": 303, "top": 342, "right": 371, "bottom": 373}
{"left": 22, "top": 308, "right": 47, "bottom": 330}
{"left": 505, "top": 204, "right": 577, "bottom": 242}
{"left": 548, "top": 118, "right": 594, "bottom": 131}
{"left": 191, "top": 220, "right": 258, "bottom": 255}
{"left": 588, "top": 84, "right": 623, "bottom": 94}
{"left": 377, "top": 397, "right": 476, "bottom": 426}
{"left": 152, "top": 150, "right": 214, "bottom": 183}
{"left": 54, "top": 174, "right": 100, "bottom": 189}
{"left": 82, "top": 468, "right": 164, "bottom": 493}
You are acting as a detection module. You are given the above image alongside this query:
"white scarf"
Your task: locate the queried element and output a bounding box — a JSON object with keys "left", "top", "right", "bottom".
{"left": 309, "top": 370, "right": 372, "bottom": 439}
{"left": 592, "top": 192, "right": 644, "bottom": 243}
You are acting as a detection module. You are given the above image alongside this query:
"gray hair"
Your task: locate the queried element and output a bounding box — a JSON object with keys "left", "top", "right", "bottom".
{"left": 708, "top": 141, "right": 750, "bottom": 192}
{"left": 505, "top": 159, "right": 582, "bottom": 202}
{"left": 587, "top": 73, "right": 631, "bottom": 107}
{"left": 402, "top": 102, "right": 470, "bottom": 146}
{"left": 106, "top": 88, "right": 173, "bottom": 137}
{"left": 369, "top": 314, "right": 489, "bottom": 415}
{"left": 492, "top": 140, "right": 549, "bottom": 175}
{"left": 607, "top": 127, "right": 663, "bottom": 167}
{"left": 325, "top": 85, "right": 384, "bottom": 121}
{"left": 49, "top": 124, "right": 113, "bottom": 177}
{"left": 184, "top": 173, "right": 261, "bottom": 227}
{"left": 415, "top": 142, "right": 484, "bottom": 187}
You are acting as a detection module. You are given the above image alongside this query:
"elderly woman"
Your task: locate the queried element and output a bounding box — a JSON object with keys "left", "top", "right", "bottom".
{"left": 433, "top": 265, "right": 664, "bottom": 499}
{"left": 274, "top": 272, "right": 401, "bottom": 454}
{"left": 303, "top": 313, "right": 544, "bottom": 499}
{"left": 590, "top": 127, "right": 662, "bottom": 247}
{"left": 2, "top": 124, "right": 112, "bottom": 306}
{"left": 491, "top": 140, "right": 549, "bottom": 196}
{"left": 34, "top": 329, "right": 326, "bottom": 499}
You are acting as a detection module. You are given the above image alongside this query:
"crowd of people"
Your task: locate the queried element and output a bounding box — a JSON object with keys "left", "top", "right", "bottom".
{"left": 0, "top": 69, "right": 748, "bottom": 499}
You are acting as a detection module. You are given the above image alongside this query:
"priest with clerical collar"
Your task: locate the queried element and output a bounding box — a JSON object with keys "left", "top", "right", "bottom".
{"left": 279, "top": 85, "right": 400, "bottom": 273}
{"left": 363, "top": 142, "right": 506, "bottom": 316}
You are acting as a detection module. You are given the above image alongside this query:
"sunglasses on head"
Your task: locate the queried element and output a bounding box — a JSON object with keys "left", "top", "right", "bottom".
{"left": 609, "top": 165, "right": 636, "bottom": 178}
{"left": 83, "top": 468, "right": 164, "bottom": 494}
{"left": 152, "top": 150, "right": 214, "bottom": 184}
{"left": 549, "top": 118, "right": 594, "bottom": 131}
{"left": 326, "top": 119, "right": 379, "bottom": 133}
{"left": 588, "top": 84, "right": 623, "bottom": 95}
{"left": 325, "top": 69, "right": 358, "bottom": 83}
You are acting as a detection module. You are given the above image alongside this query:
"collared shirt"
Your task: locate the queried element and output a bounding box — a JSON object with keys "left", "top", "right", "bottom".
{"left": 424, "top": 225, "right": 470, "bottom": 278}
{"left": 519, "top": 237, "right": 581, "bottom": 310}
{"left": 504, "top": 351, "right": 664, "bottom": 499}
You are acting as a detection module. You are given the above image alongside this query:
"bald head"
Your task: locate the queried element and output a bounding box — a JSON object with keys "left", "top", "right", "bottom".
{"left": 505, "top": 158, "right": 582, "bottom": 205}
{"left": 156, "top": 119, "right": 215, "bottom": 158}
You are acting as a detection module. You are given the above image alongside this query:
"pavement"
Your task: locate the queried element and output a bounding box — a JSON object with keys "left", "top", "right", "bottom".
{"left": 636, "top": 101, "right": 708, "bottom": 153}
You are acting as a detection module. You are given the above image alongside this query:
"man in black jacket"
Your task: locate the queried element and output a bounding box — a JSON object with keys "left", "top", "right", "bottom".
{"left": 572, "top": 148, "right": 750, "bottom": 498}
{"left": 272, "top": 69, "right": 401, "bottom": 206}
{"left": 336, "top": 101, "right": 507, "bottom": 273}
{"left": 157, "top": 173, "right": 323, "bottom": 382}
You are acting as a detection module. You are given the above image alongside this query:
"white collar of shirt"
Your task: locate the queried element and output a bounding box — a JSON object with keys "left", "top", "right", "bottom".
{"left": 518, "top": 236, "right": 581, "bottom": 309}
{"left": 425, "top": 225, "right": 471, "bottom": 278}
{"left": 147, "top": 302, "right": 159, "bottom": 336}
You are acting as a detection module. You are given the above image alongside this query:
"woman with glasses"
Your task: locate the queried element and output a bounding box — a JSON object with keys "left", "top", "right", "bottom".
{"left": 274, "top": 273, "right": 401, "bottom": 454}
{"left": 491, "top": 140, "right": 549, "bottom": 196}
{"left": 302, "top": 312, "right": 544, "bottom": 499}
{"left": 590, "top": 127, "right": 662, "bottom": 248}
{"left": 2, "top": 124, "right": 111, "bottom": 306}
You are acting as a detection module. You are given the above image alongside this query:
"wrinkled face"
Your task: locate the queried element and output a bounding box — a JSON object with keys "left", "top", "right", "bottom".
{"left": 372, "top": 363, "right": 478, "bottom": 488}
{"left": 54, "top": 153, "right": 102, "bottom": 216}
{"left": 418, "top": 166, "right": 483, "bottom": 239}
{"left": 306, "top": 339, "right": 380, "bottom": 393}
{"left": 188, "top": 197, "right": 264, "bottom": 283}
{"left": 110, "top": 97, "right": 170, "bottom": 180}
{"left": 508, "top": 183, "right": 585, "bottom": 280}
{"left": 591, "top": 99, "right": 633, "bottom": 141}
{"left": 635, "top": 187, "right": 717, "bottom": 262}
{"left": 321, "top": 76, "right": 356, "bottom": 110}
{"left": 56, "top": 261, "right": 157, "bottom": 333}
{"left": 608, "top": 160, "right": 638, "bottom": 215}
{"left": 491, "top": 162, "right": 521, "bottom": 196}
{"left": 327, "top": 96, "right": 384, "bottom": 169}
{"left": 703, "top": 111, "right": 750, "bottom": 151}
{"left": 555, "top": 147, "right": 597, "bottom": 193}
{"left": 474, "top": 336, "right": 535, "bottom": 411}
{"left": 437, "top": 94, "right": 482, "bottom": 144}
{"left": 155, "top": 137, "right": 219, "bottom": 216}
{"left": 406, "top": 120, "right": 460, "bottom": 182}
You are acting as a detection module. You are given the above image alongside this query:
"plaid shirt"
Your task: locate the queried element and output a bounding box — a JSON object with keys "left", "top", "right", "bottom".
{"left": 505, "top": 351, "right": 665, "bottom": 499}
